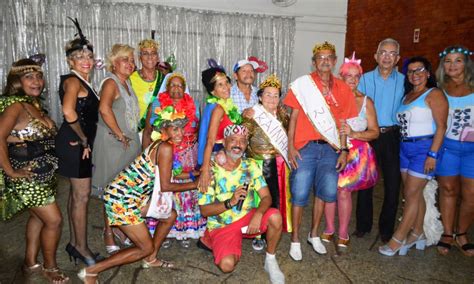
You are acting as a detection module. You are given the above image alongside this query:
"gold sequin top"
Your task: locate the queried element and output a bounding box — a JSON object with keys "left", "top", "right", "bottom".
{"left": 243, "top": 105, "right": 289, "bottom": 160}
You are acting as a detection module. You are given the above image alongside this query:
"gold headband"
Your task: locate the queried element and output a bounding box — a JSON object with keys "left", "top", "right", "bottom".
{"left": 210, "top": 72, "right": 227, "bottom": 84}
{"left": 259, "top": 73, "right": 281, "bottom": 90}
{"left": 10, "top": 65, "right": 43, "bottom": 76}
{"left": 138, "top": 39, "right": 160, "bottom": 50}
{"left": 313, "top": 41, "right": 336, "bottom": 55}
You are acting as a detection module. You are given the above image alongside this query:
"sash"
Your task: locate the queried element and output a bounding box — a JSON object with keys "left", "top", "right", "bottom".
{"left": 290, "top": 75, "right": 340, "bottom": 149}
{"left": 138, "top": 71, "right": 164, "bottom": 131}
{"left": 252, "top": 104, "right": 290, "bottom": 167}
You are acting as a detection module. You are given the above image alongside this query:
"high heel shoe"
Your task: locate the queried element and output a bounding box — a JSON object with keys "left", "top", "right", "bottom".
{"left": 378, "top": 237, "right": 405, "bottom": 256}
{"left": 112, "top": 227, "right": 132, "bottom": 247}
{"left": 77, "top": 268, "right": 98, "bottom": 284}
{"left": 399, "top": 232, "right": 426, "bottom": 255}
{"left": 66, "top": 244, "right": 96, "bottom": 266}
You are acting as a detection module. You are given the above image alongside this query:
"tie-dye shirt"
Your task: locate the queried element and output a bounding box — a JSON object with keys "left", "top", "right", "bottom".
{"left": 198, "top": 158, "right": 267, "bottom": 231}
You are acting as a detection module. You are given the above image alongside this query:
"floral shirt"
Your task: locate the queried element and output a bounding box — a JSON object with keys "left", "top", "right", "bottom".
{"left": 198, "top": 158, "right": 267, "bottom": 231}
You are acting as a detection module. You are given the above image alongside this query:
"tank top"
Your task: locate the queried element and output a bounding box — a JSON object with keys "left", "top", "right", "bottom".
{"left": 346, "top": 96, "right": 368, "bottom": 132}
{"left": 397, "top": 88, "right": 435, "bottom": 138}
{"left": 443, "top": 90, "right": 474, "bottom": 141}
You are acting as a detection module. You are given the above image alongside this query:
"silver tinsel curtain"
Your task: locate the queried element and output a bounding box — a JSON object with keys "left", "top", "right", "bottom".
{"left": 0, "top": 0, "right": 296, "bottom": 123}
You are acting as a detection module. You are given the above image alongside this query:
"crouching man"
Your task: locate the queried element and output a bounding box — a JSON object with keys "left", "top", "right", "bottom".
{"left": 198, "top": 124, "right": 285, "bottom": 284}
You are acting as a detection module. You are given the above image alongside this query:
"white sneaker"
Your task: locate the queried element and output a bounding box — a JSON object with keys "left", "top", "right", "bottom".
{"left": 307, "top": 233, "right": 327, "bottom": 254}
{"left": 289, "top": 242, "right": 302, "bottom": 261}
{"left": 264, "top": 257, "right": 285, "bottom": 284}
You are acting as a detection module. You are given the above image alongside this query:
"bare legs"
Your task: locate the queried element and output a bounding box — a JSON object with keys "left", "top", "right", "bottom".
{"left": 82, "top": 211, "right": 178, "bottom": 284}
{"left": 68, "top": 178, "right": 94, "bottom": 258}
{"left": 438, "top": 175, "right": 474, "bottom": 255}
{"left": 26, "top": 203, "right": 68, "bottom": 282}
{"left": 310, "top": 197, "right": 325, "bottom": 238}
{"left": 323, "top": 191, "right": 352, "bottom": 239}
{"left": 388, "top": 172, "right": 427, "bottom": 250}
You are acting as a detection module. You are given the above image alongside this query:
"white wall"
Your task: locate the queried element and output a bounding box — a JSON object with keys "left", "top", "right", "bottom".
{"left": 112, "top": 0, "right": 348, "bottom": 81}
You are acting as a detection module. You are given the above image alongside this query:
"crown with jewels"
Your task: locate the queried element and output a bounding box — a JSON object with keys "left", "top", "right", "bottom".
{"left": 259, "top": 73, "right": 282, "bottom": 90}
{"left": 313, "top": 41, "right": 336, "bottom": 55}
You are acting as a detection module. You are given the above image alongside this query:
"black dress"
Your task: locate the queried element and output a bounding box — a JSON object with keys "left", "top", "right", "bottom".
{"left": 55, "top": 73, "right": 99, "bottom": 178}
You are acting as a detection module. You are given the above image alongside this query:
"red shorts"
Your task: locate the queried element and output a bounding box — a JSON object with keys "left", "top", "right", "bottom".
{"left": 209, "top": 208, "right": 279, "bottom": 265}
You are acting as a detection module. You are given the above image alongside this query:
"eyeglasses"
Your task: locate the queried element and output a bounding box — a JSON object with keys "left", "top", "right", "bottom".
{"left": 169, "top": 83, "right": 184, "bottom": 89}
{"left": 406, "top": 67, "right": 426, "bottom": 76}
{"left": 315, "top": 55, "right": 336, "bottom": 61}
{"left": 377, "top": 51, "right": 398, "bottom": 57}
{"left": 72, "top": 54, "right": 94, "bottom": 61}
{"left": 342, "top": 74, "right": 361, "bottom": 80}
{"left": 140, "top": 52, "right": 158, "bottom": 57}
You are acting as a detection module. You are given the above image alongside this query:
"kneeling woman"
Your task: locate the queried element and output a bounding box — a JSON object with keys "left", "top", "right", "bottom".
{"left": 78, "top": 106, "right": 198, "bottom": 283}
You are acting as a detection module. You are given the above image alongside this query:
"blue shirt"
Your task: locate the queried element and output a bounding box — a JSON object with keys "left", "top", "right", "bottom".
{"left": 358, "top": 67, "right": 405, "bottom": 127}
{"left": 230, "top": 84, "right": 258, "bottom": 113}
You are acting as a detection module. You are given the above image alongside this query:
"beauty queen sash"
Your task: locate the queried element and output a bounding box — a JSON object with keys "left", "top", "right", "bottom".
{"left": 290, "top": 75, "right": 341, "bottom": 149}
{"left": 252, "top": 104, "right": 290, "bottom": 167}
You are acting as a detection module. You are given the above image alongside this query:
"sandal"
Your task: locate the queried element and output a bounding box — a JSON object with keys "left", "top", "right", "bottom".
{"left": 43, "top": 267, "right": 70, "bottom": 283}
{"left": 142, "top": 258, "right": 175, "bottom": 269}
{"left": 103, "top": 229, "right": 121, "bottom": 255}
{"left": 77, "top": 268, "right": 98, "bottom": 283}
{"left": 23, "top": 263, "right": 43, "bottom": 275}
{"left": 437, "top": 233, "right": 454, "bottom": 256}
{"left": 454, "top": 232, "right": 474, "bottom": 257}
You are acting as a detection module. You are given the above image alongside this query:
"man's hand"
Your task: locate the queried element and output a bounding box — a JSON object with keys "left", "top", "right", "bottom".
{"left": 335, "top": 151, "right": 348, "bottom": 172}
{"left": 247, "top": 212, "right": 263, "bottom": 235}
{"left": 230, "top": 185, "right": 248, "bottom": 206}
{"left": 288, "top": 145, "right": 301, "bottom": 169}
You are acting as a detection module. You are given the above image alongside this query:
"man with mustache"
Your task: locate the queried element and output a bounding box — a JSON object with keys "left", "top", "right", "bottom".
{"left": 198, "top": 124, "right": 285, "bottom": 284}
{"left": 231, "top": 58, "right": 259, "bottom": 113}
{"left": 283, "top": 41, "right": 357, "bottom": 261}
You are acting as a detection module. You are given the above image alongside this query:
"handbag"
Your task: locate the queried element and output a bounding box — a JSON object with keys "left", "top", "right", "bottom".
{"left": 146, "top": 143, "right": 173, "bottom": 219}
{"left": 338, "top": 139, "right": 379, "bottom": 192}
{"left": 460, "top": 126, "right": 474, "bottom": 142}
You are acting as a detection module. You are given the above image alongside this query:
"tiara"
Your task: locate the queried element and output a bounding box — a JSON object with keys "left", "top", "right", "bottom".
{"left": 439, "top": 47, "right": 473, "bottom": 58}
{"left": 259, "top": 73, "right": 282, "bottom": 90}
{"left": 313, "top": 41, "right": 336, "bottom": 55}
{"left": 10, "top": 65, "right": 42, "bottom": 76}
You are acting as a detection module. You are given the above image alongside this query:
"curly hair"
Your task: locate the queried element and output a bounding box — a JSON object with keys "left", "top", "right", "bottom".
{"left": 105, "top": 44, "right": 135, "bottom": 72}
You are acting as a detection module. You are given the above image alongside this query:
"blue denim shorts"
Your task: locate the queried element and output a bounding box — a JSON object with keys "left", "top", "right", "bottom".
{"left": 400, "top": 139, "right": 434, "bottom": 179}
{"left": 290, "top": 142, "right": 339, "bottom": 205}
{"left": 436, "top": 138, "right": 474, "bottom": 178}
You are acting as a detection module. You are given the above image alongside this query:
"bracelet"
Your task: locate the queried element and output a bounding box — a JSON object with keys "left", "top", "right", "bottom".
{"left": 341, "top": 148, "right": 349, "bottom": 153}
{"left": 427, "top": 151, "right": 438, "bottom": 159}
{"left": 189, "top": 171, "right": 196, "bottom": 182}
{"left": 66, "top": 118, "right": 79, "bottom": 124}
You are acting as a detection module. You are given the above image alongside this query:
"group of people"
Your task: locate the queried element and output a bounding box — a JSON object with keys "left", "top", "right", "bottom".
{"left": 0, "top": 17, "right": 472, "bottom": 284}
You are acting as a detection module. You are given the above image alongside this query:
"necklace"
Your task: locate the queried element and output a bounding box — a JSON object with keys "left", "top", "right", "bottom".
{"left": 139, "top": 69, "right": 157, "bottom": 92}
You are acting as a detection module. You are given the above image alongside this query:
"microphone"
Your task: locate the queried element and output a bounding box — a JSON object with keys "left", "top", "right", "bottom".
{"left": 236, "top": 180, "right": 250, "bottom": 211}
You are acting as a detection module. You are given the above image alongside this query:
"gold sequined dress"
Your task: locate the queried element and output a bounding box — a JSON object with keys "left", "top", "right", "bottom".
{"left": 0, "top": 98, "right": 58, "bottom": 221}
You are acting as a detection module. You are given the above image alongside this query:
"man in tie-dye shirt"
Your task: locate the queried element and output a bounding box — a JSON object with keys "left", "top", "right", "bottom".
{"left": 198, "top": 125, "right": 285, "bottom": 284}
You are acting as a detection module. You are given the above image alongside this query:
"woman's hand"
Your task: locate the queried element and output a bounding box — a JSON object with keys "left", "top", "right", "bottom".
{"left": 6, "top": 166, "right": 34, "bottom": 180}
{"left": 198, "top": 167, "right": 211, "bottom": 193}
{"left": 119, "top": 135, "right": 131, "bottom": 149}
{"left": 242, "top": 108, "right": 255, "bottom": 119}
{"left": 424, "top": 157, "right": 436, "bottom": 175}
{"left": 339, "top": 119, "right": 353, "bottom": 137}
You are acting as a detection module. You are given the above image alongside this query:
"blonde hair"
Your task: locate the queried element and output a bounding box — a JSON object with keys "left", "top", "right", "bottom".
{"left": 106, "top": 44, "right": 135, "bottom": 72}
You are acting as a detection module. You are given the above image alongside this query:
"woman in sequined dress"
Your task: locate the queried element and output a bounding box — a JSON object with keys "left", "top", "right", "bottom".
{"left": 0, "top": 59, "right": 68, "bottom": 283}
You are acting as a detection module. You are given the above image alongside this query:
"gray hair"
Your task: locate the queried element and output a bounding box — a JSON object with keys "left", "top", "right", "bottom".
{"left": 377, "top": 38, "right": 400, "bottom": 54}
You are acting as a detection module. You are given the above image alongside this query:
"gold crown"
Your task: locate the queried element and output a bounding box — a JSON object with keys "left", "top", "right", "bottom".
{"left": 10, "top": 65, "right": 42, "bottom": 76}
{"left": 138, "top": 39, "right": 160, "bottom": 50}
{"left": 166, "top": 72, "right": 187, "bottom": 89}
{"left": 312, "top": 41, "right": 336, "bottom": 55}
{"left": 259, "top": 73, "right": 282, "bottom": 90}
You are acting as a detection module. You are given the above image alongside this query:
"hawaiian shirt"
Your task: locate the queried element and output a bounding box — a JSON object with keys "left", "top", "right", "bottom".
{"left": 198, "top": 158, "right": 267, "bottom": 231}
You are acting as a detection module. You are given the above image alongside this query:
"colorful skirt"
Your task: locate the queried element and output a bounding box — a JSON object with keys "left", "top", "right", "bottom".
{"left": 167, "top": 141, "right": 206, "bottom": 239}
{"left": 338, "top": 139, "right": 378, "bottom": 192}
